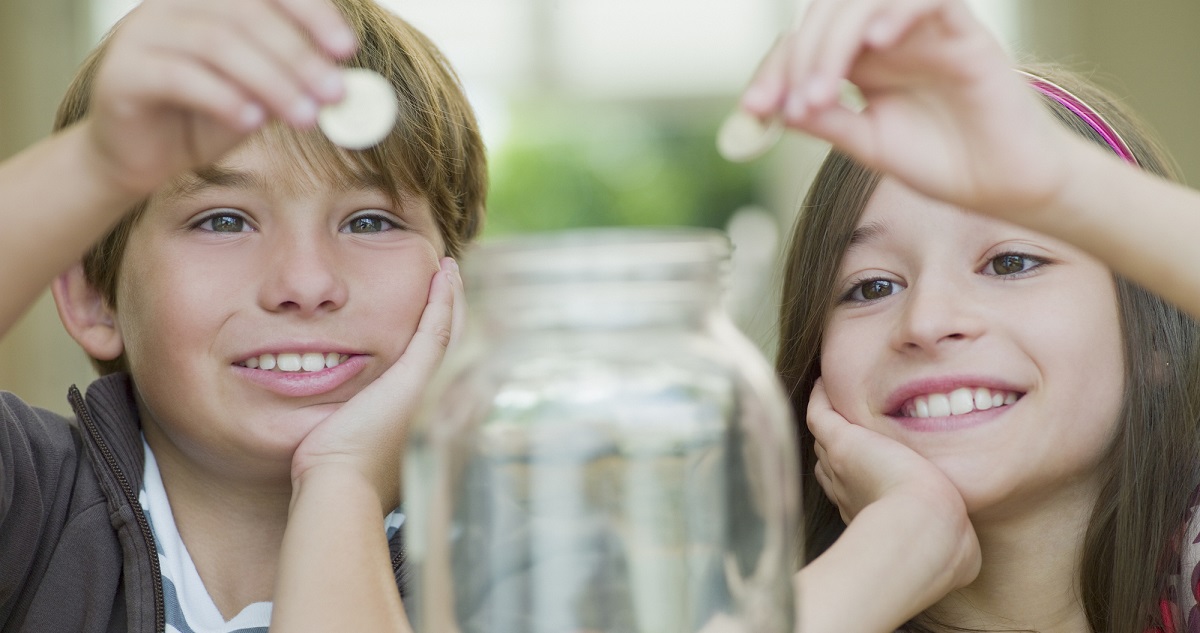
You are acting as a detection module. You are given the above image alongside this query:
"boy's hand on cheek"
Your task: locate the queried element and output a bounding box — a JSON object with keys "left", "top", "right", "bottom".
{"left": 289, "top": 258, "right": 464, "bottom": 512}
{"left": 83, "top": 0, "right": 356, "bottom": 197}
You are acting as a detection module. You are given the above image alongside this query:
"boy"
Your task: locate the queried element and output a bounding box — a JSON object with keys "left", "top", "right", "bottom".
{"left": 0, "top": 0, "right": 486, "bottom": 630}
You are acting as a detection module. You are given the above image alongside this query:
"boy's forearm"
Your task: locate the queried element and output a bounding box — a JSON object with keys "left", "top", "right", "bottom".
{"left": 0, "top": 124, "right": 142, "bottom": 334}
{"left": 271, "top": 464, "right": 409, "bottom": 633}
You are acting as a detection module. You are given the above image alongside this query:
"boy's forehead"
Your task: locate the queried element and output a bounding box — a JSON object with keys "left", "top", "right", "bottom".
{"left": 159, "top": 140, "right": 393, "bottom": 201}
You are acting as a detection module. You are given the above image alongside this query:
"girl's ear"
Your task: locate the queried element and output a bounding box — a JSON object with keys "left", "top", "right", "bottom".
{"left": 51, "top": 263, "right": 124, "bottom": 361}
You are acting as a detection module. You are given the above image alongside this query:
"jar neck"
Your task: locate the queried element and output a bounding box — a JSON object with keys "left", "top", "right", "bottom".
{"left": 464, "top": 228, "right": 731, "bottom": 333}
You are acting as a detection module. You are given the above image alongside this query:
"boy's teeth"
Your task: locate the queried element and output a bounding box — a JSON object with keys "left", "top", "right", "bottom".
{"left": 240, "top": 353, "right": 349, "bottom": 372}
{"left": 904, "top": 387, "right": 1021, "bottom": 418}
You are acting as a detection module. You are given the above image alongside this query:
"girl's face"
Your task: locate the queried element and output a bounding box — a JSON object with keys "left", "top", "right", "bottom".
{"left": 819, "top": 178, "right": 1125, "bottom": 520}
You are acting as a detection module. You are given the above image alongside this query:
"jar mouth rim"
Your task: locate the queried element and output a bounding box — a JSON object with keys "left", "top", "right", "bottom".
{"left": 464, "top": 226, "right": 731, "bottom": 283}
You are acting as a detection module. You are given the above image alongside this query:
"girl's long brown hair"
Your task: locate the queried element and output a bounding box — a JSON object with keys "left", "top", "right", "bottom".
{"left": 776, "top": 64, "right": 1200, "bottom": 632}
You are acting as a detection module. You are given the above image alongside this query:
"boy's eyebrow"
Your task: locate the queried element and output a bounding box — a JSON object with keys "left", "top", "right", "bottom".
{"left": 163, "top": 165, "right": 391, "bottom": 199}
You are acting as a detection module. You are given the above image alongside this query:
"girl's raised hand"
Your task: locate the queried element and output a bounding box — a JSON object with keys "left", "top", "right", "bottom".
{"left": 740, "top": 0, "right": 1081, "bottom": 223}
{"left": 84, "top": 0, "right": 356, "bottom": 197}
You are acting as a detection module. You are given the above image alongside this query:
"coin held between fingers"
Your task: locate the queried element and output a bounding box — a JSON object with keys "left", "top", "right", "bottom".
{"left": 318, "top": 68, "right": 399, "bottom": 150}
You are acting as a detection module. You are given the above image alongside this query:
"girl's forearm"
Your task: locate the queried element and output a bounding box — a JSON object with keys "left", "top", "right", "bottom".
{"left": 271, "top": 464, "right": 409, "bottom": 632}
{"left": 1028, "top": 136, "right": 1200, "bottom": 321}
{"left": 795, "top": 492, "right": 975, "bottom": 633}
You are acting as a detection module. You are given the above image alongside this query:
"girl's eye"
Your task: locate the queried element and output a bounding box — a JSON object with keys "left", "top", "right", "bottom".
{"left": 196, "top": 212, "right": 250, "bottom": 233}
{"left": 845, "top": 278, "right": 901, "bottom": 303}
{"left": 343, "top": 213, "right": 401, "bottom": 234}
{"left": 986, "top": 252, "right": 1045, "bottom": 276}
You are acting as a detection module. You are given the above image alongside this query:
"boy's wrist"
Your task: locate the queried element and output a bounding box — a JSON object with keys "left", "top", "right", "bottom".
{"left": 290, "top": 460, "right": 391, "bottom": 517}
{"left": 68, "top": 120, "right": 160, "bottom": 203}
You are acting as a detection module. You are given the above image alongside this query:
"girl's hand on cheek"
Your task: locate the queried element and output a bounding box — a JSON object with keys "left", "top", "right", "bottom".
{"left": 740, "top": 0, "right": 1077, "bottom": 224}
{"left": 808, "top": 378, "right": 980, "bottom": 588}
{"left": 289, "top": 257, "right": 464, "bottom": 511}
{"left": 84, "top": 0, "right": 357, "bottom": 197}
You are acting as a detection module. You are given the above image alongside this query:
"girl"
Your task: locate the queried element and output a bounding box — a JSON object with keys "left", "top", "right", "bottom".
{"left": 739, "top": 1, "right": 1200, "bottom": 630}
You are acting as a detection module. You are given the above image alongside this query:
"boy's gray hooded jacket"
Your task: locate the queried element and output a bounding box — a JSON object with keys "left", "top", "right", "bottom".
{"left": 0, "top": 373, "right": 407, "bottom": 632}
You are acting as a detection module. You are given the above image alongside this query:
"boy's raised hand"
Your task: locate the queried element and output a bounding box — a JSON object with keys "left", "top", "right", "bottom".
{"left": 741, "top": 0, "right": 1079, "bottom": 223}
{"left": 85, "top": 0, "right": 356, "bottom": 197}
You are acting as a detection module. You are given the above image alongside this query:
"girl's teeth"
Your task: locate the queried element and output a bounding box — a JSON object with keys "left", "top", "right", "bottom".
{"left": 242, "top": 353, "right": 349, "bottom": 373}
{"left": 905, "top": 388, "right": 1021, "bottom": 418}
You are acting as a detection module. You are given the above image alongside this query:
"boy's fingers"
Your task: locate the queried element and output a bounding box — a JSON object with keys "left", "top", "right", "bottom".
{"left": 132, "top": 53, "right": 265, "bottom": 132}
{"left": 269, "top": 0, "right": 358, "bottom": 59}
{"left": 143, "top": 14, "right": 320, "bottom": 126}
{"left": 394, "top": 268, "right": 455, "bottom": 376}
{"left": 208, "top": 0, "right": 345, "bottom": 103}
{"left": 440, "top": 258, "right": 467, "bottom": 350}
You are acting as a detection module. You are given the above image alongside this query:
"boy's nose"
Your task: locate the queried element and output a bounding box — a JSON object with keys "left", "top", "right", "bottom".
{"left": 891, "top": 276, "right": 986, "bottom": 354}
{"left": 258, "top": 235, "right": 349, "bottom": 315}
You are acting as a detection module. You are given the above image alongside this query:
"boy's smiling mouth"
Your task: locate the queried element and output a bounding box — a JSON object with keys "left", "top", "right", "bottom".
{"left": 236, "top": 352, "right": 351, "bottom": 373}
{"left": 897, "top": 387, "right": 1023, "bottom": 419}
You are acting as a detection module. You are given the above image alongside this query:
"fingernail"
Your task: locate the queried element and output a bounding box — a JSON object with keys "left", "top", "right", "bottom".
{"left": 329, "top": 29, "right": 358, "bottom": 58}
{"left": 290, "top": 97, "right": 318, "bottom": 126}
{"left": 239, "top": 103, "right": 266, "bottom": 131}
{"left": 866, "top": 18, "right": 895, "bottom": 46}
{"left": 741, "top": 81, "right": 775, "bottom": 112}
{"left": 317, "top": 71, "right": 345, "bottom": 103}
{"left": 784, "top": 91, "right": 807, "bottom": 121}
{"left": 806, "top": 77, "right": 833, "bottom": 106}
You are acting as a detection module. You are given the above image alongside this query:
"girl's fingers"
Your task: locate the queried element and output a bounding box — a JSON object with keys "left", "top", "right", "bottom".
{"left": 792, "top": 101, "right": 877, "bottom": 163}
{"left": 796, "top": 0, "right": 888, "bottom": 111}
{"left": 740, "top": 34, "right": 792, "bottom": 116}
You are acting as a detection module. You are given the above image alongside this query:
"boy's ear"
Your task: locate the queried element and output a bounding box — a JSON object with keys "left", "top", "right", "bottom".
{"left": 51, "top": 263, "right": 124, "bottom": 361}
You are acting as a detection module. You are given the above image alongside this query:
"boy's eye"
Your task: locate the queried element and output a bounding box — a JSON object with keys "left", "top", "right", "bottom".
{"left": 343, "top": 213, "right": 401, "bottom": 234}
{"left": 197, "top": 213, "right": 250, "bottom": 233}
{"left": 845, "top": 278, "right": 901, "bottom": 302}
{"left": 986, "top": 253, "right": 1044, "bottom": 276}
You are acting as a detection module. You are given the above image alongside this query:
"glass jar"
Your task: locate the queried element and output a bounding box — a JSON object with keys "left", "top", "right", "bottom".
{"left": 404, "top": 227, "right": 799, "bottom": 633}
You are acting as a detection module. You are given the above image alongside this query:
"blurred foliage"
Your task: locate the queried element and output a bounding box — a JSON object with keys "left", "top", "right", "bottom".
{"left": 483, "top": 100, "right": 767, "bottom": 236}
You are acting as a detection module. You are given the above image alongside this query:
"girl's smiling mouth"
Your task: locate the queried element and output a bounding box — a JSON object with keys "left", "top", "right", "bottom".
{"left": 897, "top": 387, "right": 1023, "bottom": 418}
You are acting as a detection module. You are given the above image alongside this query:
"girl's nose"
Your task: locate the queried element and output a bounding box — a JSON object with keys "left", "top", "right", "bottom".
{"left": 257, "top": 233, "right": 349, "bottom": 315}
{"left": 891, "top": 276, "right": 986, "bottom": 354}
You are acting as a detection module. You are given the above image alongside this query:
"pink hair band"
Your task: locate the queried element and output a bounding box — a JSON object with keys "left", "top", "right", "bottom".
{"left": 1017, "top": 70, "right": 1139, "bottom": 167}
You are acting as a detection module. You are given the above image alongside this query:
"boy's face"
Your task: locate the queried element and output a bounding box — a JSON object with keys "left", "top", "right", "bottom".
{"left": 111, "top": 138, "right": 444, "bottom": 478}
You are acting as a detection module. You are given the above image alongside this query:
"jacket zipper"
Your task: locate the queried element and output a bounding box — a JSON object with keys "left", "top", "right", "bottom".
{"left": 70, "top": 386, "right": 166, "bottom": 633}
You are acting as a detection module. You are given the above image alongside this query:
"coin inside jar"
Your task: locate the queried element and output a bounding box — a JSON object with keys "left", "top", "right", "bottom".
{"left": 318, "top": 68, "right": 399, "bottom": 150}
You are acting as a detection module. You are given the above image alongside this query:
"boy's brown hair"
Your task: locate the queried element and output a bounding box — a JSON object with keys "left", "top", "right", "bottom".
{"left": 55, "top": 0, "right": 488, "bottom": 376}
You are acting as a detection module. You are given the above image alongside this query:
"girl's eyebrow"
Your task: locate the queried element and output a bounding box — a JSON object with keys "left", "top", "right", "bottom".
{"left": 846, "top": 220, "right": 891, "bottom": 254}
